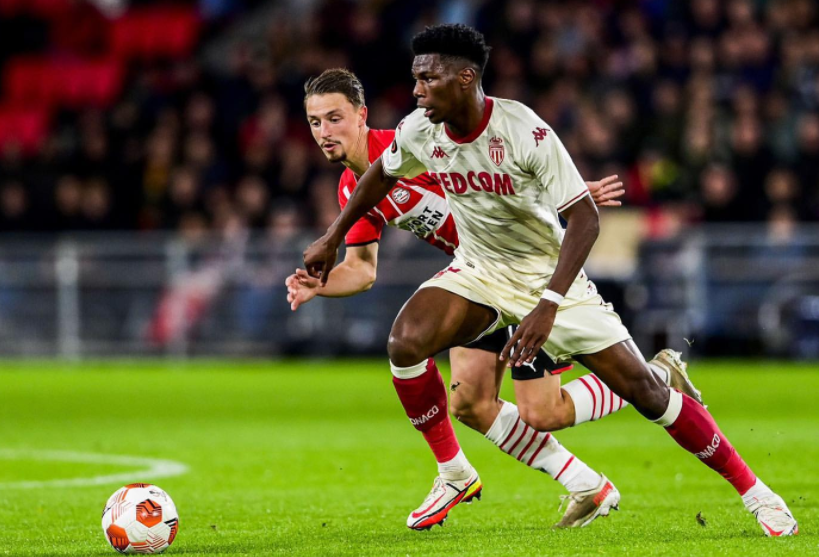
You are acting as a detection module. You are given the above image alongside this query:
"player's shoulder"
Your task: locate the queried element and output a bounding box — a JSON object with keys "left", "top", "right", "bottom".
{"left": 395, "top": 108, "right": 433, "bottom": 140}
{"left": 493, "top": 98, "right": 555, "bottom": 152}
{"left": 338, "top": 167, "right": 356, "bottom": 197}
{"left": 369, "top": 128, "right": 395, "bottom": 147}
{"left": 367, "top": 129, "right": 396, "bottom": 162}
{"left": 493, "top": 98, "right": 549, "bottom": 132}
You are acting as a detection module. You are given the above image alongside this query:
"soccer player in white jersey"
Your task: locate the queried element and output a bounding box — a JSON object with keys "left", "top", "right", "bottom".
{"left": 289, "top": 69, "right": 699, "bottom": 530}
{"left": 303, "top": 25, "right": 797, "bottom": 537}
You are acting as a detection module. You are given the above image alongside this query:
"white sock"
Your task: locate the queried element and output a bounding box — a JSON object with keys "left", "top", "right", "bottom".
{"left": 563, "top": 365, "right": 671, "bottom": 425}
{"left": 389, "top": 360, "right": 427, "bottom": 379}
{"left": 741, "top": 478, "right": 774, "bottom": 508}
{"left": 438, "top": 449, "right": 471, "bottom": 480}
{"left": 651, "top": 388, "right": 683, "bottom": 427}
{"left": 485, "top": 401, "right": 600, "bottom": 492}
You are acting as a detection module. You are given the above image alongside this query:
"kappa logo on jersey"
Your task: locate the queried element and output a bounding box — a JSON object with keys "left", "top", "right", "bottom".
{"left": 489, "top": 136, "right": 505, "bottom": 166}
{"left": 532, "top": 126, "right": 550, "bottom": 147}
{"left": 429, "top": 171, "right": 516, "bottom": 196}
{"left": 390, "top": 187, "right": 410, "bottom": 204}
{"left": 695, "top": 434, "right": 721, "bottom": 459}
{"left": 390, "top": 140, "right": 398, "bottom": 154}
{"left": 431, "top": 146, "right": 449, "bottom": 159}
{"left": 433, "top": 266, "right": 461, "bottom": 278}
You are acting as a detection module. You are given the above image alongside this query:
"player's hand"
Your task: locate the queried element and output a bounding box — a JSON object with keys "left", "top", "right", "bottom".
{"left": 285, "top": 268, "right": 320, "bottom": 311}
{"left": 587, "top": 175, "right": 624, "bottom": 207}
{"left": 303, "top": 233, "right": 340, "bottom": 286}
{"left": 500, "top": 300, "right": 557, "bottom": 367}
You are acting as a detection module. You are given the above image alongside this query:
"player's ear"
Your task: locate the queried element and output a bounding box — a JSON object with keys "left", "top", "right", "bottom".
{"left": 358, "top": 105, "right": 368, "bottom": 127}
{"left": 460, "top": 68, "right": 477, "bottom": 88}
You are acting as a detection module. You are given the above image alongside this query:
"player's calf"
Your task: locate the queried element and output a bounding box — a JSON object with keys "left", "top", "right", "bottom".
{"left": 517, "top": 403, "right": 574, "bottom": 432}
{"left": 391, "top": 359, "right": 468, "bottom": 474}
{"left": 574, "top": 342, "right": 673, "bottom": 421}
{"left": 513, "top": 373, "right": 576, "bottom": 432}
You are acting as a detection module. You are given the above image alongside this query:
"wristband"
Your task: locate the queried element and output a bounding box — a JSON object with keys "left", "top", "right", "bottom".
{"left": 540, "top": 289, "right": 564, "bottom": 305}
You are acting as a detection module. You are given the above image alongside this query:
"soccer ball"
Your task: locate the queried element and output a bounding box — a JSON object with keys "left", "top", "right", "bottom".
{"left": 101, "top": 483, "right": 179, "bottom": 554}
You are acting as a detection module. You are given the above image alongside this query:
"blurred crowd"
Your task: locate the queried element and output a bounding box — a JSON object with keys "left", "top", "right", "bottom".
{"left": 1, "top": 0, "right": 818, "bottom": 238}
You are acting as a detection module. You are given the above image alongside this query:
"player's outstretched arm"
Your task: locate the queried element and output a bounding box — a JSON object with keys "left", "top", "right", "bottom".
{"left": 587, "top": 175, "right": 624, "bottom": 207}
{"left": 286, "top": 244, "right": 378, "bottom": 310}
{"left": 502, "top": 196, "right": 600, "bottom": 367}
{"left": 304, "top": 158, "right": 397, "bottom": 285}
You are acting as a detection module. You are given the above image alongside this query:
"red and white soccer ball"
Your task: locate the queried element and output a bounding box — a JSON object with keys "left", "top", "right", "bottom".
{"left": 101, "top": 483, "right": 179, "bottom": 554}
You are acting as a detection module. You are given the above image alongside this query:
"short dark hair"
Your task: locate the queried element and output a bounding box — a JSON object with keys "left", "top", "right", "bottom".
{"left": 304, "top": 68, "right": 365, "bottom": 108}
{"left": 411, "top": 24, "right": 491, "bottom": 73}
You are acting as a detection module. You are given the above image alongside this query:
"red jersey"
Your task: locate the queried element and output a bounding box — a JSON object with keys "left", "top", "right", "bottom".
{"left": 338, "top": 129, "right": 458, "bottom": 255}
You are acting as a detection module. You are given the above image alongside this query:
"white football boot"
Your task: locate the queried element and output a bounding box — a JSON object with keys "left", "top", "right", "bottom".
{"left": 553, "top": 474, "right": 620, "bottom": 528}
{"left": 406, "top": 468, "right": 482, "bottom": 530}
{"left": 650, "top": 349, "right": 704, "bottom": 406}
{"left": 747, "top": 492, "right": 799, "bottom": 537}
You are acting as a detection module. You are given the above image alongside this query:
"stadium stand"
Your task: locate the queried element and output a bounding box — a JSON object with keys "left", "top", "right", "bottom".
{"left": 0, "top": 0, "right": 817, "bottom": 237}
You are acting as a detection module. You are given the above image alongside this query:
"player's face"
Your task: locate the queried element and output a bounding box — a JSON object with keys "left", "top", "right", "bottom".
{"left": 305, "top": 93, "right": 366, "bottom": 163}
{"left": 412, "top": 55, "right": 463, "bottom": 125}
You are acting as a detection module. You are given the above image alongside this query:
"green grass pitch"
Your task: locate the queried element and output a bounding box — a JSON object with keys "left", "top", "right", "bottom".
{"left": 1, "top": 359, "right": 817, "bottom": 556}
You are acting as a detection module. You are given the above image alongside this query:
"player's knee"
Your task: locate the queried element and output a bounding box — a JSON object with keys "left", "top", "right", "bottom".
{"left": 449, "top": 395, "right": 474, "bottom": 426}
{"left": 518, "top": 404, "right": 568, "bottom": 432}
{"left": 449, "top": 392, "right": 488, "bottom": 430}
{"left": 387, "top": 331, "right": 427, "bottom": 368}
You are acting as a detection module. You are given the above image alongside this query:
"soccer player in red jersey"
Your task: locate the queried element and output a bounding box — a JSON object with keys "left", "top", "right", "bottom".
{"left": 303, "top": 27, "right": 797, "bottom": 537}
{"left": 290, "top": 69, "right": 695, "bottom": 530}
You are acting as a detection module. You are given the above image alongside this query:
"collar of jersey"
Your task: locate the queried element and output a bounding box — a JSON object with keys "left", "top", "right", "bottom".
{"left": 444, "top": 97, "right": 494, "bottom": 145}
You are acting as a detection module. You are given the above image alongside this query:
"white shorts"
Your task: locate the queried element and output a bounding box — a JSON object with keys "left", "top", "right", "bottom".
{"left": 419, "top": 263, "right": 631, "bottom": 363}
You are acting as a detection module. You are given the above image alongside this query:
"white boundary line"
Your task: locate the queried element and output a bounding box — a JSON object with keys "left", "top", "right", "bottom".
{"left": 0, "top": 449, "right": 189, "bottom": 489}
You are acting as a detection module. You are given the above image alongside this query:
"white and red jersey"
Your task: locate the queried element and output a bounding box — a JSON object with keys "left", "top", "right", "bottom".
{"left": 381, "top": 97, "right": 595, "bottom": 303}
{"left": 339, "top": 129, "right": 458, "bottom": 254}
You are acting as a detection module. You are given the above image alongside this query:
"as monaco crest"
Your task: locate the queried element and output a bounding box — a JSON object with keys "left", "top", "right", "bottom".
{"left": 489, "top": 136, "right": 504, "bottom": 166}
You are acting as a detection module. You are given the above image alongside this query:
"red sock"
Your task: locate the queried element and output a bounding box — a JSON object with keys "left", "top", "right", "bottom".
{"left": 392, "top": 358, "right": 460, "bottom": 463}
{"left": 665, "top": 394, "right": 757, "bottom": 494}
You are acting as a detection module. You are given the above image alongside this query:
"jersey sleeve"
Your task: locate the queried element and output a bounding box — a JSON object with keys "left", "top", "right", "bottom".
{"left": 525, "top": 122, "right": 589, "bottom": 212}
{"left": 338, "top": 178, "right": 386, "bottom": 246}
{"left": 380, "top": 114, "right": 428, "bottom": 180}
{"left": 345, "top": 216, "right": 385, "bottom": 245}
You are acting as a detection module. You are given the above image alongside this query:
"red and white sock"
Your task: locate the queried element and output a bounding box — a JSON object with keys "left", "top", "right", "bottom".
{"left": 390, "top": 358, "right": 471, "bottom": 480}
{"left": 657, "top": 390, "right": 757, "bottom": 495}
{"left": 563, "top": 365, "right": 670, "bottom": 425}
{"left": 485, "top": 401, "right": 600, "bottom": 492}
{"left": 563, "top": 374, "right": 626, "bottom": 425}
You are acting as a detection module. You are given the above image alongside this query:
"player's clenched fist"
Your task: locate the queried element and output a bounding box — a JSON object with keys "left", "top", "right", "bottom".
{"left": 303, "top": 233, "right": 340, "bottom": 285}
{"left": 500, "top": 300, "right": 558, "bottom": 367}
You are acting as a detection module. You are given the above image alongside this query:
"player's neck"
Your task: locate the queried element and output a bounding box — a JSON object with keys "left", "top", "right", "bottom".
{"left": 445, "top": 91, "right": 488, "bottom": 139}
{"left": 343, "top": 126, "right": 371, "bottom": 177}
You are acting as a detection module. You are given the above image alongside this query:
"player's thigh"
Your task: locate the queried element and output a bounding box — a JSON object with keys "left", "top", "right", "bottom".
{"left": 449, "top": 346, "right": 505, "bottom": 404}
{"left": 390, "top": 286, "right": 498, "bottom": 358}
